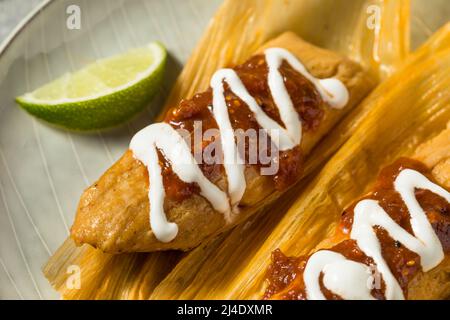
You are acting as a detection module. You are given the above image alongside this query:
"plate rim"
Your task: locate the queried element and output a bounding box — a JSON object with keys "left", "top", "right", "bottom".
{"left": 0, "top": 0, "right": 55, "bottom": 60}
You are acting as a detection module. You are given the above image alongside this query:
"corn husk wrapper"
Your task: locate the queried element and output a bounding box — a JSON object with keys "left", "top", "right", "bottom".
{"left": 149, "top": 23, "right": 450, "bottom": 299}
{"left": 162, "top": 0, "right": 409, "bottom": 114}
{"left": 43, "top": 0, "right": 439, "bottom": 299}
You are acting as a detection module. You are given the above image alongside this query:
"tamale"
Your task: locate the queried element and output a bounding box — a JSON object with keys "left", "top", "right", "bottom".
{"left": 264, "top": 129, "right": 450, "bottom": 300}
{"left": 71, "top": 32, "right": 373, "bottom": 253}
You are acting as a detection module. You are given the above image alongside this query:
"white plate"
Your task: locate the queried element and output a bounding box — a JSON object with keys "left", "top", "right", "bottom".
{"left": 0, "top": 0, "right": 221, "bottom": 299}
{"left": 1, "top": 0, "right": 449, "bottom": 301}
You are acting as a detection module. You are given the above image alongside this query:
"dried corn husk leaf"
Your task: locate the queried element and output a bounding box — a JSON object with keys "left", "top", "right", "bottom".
{"left": 43, "top": 0, "right": 425, "bottom": 299}
{"left": 161, "top": 0, "right": 409, "bottom": 116}
{"left": 149, "top": 23, "right": 450, "bottom": 299}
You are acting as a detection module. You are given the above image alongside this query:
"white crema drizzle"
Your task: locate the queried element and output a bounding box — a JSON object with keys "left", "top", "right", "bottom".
{"left": 304, "top": 169, "right": 450, "bottom": 300}
{"left": 130, "top": 48, "right": 349, "bottom": 242}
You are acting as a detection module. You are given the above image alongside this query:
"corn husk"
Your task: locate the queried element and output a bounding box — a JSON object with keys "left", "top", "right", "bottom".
{"left": 149, "top": 23, "right": 450, "bottom": 299}
{"left": 44, "top": 0, "right": 427, "bottom": 299}
{"left": 161, "top": 0, "right": 409, "bottom": 116}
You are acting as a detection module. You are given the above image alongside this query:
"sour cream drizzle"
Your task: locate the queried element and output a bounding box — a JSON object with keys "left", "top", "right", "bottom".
{"left": 130, "top": 48, "right": 349, "bottom": 242}
{"left": 304, "top": 169, "right": 450, "bottom": 300}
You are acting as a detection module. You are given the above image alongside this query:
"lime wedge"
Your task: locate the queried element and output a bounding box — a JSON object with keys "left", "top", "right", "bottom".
{"left": 16, "top": 42, "right": 167, "bottom": 130}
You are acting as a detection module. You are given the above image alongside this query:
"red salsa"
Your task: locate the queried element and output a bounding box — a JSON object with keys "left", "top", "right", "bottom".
{"left": 149, "top": 54, "right": 324, "bottom": 203}
{"left": 263, "top": 158, "right": 450, "bottom": 300}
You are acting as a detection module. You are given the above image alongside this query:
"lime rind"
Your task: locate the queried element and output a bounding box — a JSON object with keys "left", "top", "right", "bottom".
{"left": 16, "top": 42, "right": 166, "bottom": 130}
